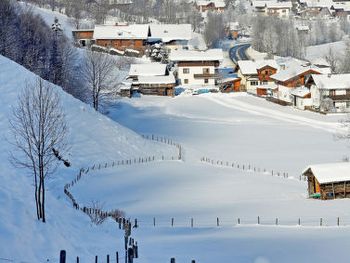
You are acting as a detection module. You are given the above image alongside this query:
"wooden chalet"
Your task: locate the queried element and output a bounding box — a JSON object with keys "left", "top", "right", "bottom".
{"left": 93, "top": 24, "right": 150, "bottom": 54}
{"left": 270, "top": 63, "right": 321, "bottom": 103}
{"left": 128, "top": 63, "right": 175, "bottom": 96}
{"left": 195, "top": 0, "right": 226, "bottom": 12}
{"left": 72, "top": 29, "right": 95, "bottom": 47}
{"left": 303, "top": 162, "right": 350, "bottom": 200}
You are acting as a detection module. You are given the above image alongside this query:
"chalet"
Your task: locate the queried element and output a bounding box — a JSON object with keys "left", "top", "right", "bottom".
{"left": 72, "top": 29, "right": 95, "bottom": 47}
{"left": 303, "top": 162, "right": 350, "bottom": 200}
{"left": 252, "top": 0, "right": 293, "bottom": 18}
{"left": 195, "top": 0, "right": 226, "bottom": 13}
{"left": 93, "top": 24, "right": 150, "bottom": 54}
{"left": 217, "top": 68, "right": 241, "bottom": 92}
{"left": 297, "top": 0, "right": 333, "bottom": 18}
{"left": 237, "top": 60, "right": 278, "bottom": 96}
{"left": 270, "top": 62, "right": 320, "bottom": 103}
{"left": 169, "top": 49, "right": 223, "bottom": 87}
{"left": 331, "top": 2, "right": 350, "bottom": 20}
{"left": 266, "top": 1, "right": 293, "bottom": 18}
{"left": 307, "top": 74, "right": 350, "bottom": 113}
{"left": 148, "top": 24, "right": 192, "bottom": 50}
{"left": 128, "top": 63, "right": 175, "bottom": 96}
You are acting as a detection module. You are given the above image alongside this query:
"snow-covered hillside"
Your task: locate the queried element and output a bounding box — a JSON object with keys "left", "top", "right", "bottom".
{"left": 0, "top": 55, "right": 175, "bottom": 262}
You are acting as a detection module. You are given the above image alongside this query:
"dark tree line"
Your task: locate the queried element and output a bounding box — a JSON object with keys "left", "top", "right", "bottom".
{"left": 0, "top": 0, "right": 85, "bottom": 100}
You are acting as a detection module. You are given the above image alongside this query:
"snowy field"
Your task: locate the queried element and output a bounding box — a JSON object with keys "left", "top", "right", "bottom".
{"left": 74, "top": 93, "right": 350, "bottom": 263}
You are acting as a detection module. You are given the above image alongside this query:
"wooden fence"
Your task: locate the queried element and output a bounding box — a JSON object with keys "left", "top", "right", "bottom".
{"left": 200, "top": 157, "right": 307, "bottom": 182}
{"left": 132, "top": 216, "right": 350, "bottom": 228}
{"left": 62, "top": 135, "right": 183, "bottom": 263}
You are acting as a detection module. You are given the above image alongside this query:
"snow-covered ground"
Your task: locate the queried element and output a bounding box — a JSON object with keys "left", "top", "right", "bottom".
{"left": 0, "top": 55, "right": 175, "bottom": 262}
{"left": 305, "top": 40, "right": 347, "bottom": 61}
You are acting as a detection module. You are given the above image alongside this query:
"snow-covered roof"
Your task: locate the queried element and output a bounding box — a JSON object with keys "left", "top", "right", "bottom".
{"left": 238, "top": 60, "right": 278, "bottom": 75}
{"left": 169, "top": 49, "right": 223, "bottom": 62}
{"left": 303, "top": 162, "right": 350, "bottom": 184}
{"left": 93, "top": 24, "right": 149, "bottom": 40}
{"left": 149, "top": 24, "right": 192, "bottom": 43}
{"left": 291, "top": 86, "right": 310, "bottom": 97}
{"left": 252, "top": 0, "right": 292, "bottom": 8}
{"left": 271, "top": 63, "right": 320, "bottom": 82}
{"left": 332, "top": 2, "right": 350, "bottom": 11}
{"left": 312, "top": 74, "right": 350, "bottom": 90}
{"left": 129, "top": 63, "right": 167, "bottom": 76}
{"left": 238, "top": 61, "right": 258, "bottom": 75}
{"left": 300, "top": 0, "right": 334, "bottom": 8}
{"left": 136, "top": 75, "right": 175, "bottom": 85}
{"left": 196, "top": 0, "right": 226, "bottom": 8}
{"left": 267, "top": 1, "right": 292, "bottom": 9}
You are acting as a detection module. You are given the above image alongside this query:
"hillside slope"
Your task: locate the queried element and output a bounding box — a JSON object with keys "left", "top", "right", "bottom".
{"left": 0, "top": 55, "right": 174, "bottom": 262}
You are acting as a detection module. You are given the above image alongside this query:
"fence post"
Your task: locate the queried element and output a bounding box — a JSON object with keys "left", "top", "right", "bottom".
{"left": 258, "top": 216, "right": 260, "bottom": 225}
{"left": 337, "top": 217, "right": 340, "bottom": 226}
{"left": 217, "top": 217, "right": 219, "bottom": 227}
{"left": 59, "top": 250, "right": 66, "bottom": 263}
{"left": 170, "top": 258, "right": 176, "bottom": 263}
{"left": 320, "top": 218, "right": 323, "bottom": 226}
{"left": 95, "top": 256, "right": 98, "bottom": 263}
{"left": 116, "top": 252, "right": 119, "bottom": 263}
{"left": 298, "top": 218, "right": 301, "bottom": 226}
{"left": 107, "top": 254, "right": 110, "bottom": 263}
{"left": 275, "top": 218, "right": 278, "bottom": 225}
{"left": 171, "top": 218, "right": 174, "bottom": 227}
{"left": 153, "top": 217, "right": 156, "bottom": 227}
{"left": 191, "top": 218, "right": 194, "bottom": 228}
{"left": 238, "top": 218, "right": 240, "bottom": 225}
{"left": 76, "top": 256, "right": 79, "bottom": 263}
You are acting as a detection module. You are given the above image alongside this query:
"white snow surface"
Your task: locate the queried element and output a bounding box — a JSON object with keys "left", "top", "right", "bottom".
{"left": 0, "top": 55, "right": 175, "bottom": 262}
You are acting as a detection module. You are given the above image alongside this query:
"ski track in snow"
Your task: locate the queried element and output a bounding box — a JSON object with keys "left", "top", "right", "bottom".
{"left": 204, "top": 95, "right": 339, "bottom": 133}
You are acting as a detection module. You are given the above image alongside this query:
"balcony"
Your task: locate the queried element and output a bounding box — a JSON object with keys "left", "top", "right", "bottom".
{"left": 327, "top": 94, "right": 350, "bottom": 101}
{"left": 193, "top": 73, "right": 220, "bottom": 79}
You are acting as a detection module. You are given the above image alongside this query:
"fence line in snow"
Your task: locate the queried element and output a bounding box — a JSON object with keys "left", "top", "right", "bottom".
{"left": 200, "top": 157, "right": 307, "bottom": 182}
{"left": 132, "top": 216, "right": 348, "bottom": 228}
{"left": 62, "top": 135, "right": 183, "bottom": 263}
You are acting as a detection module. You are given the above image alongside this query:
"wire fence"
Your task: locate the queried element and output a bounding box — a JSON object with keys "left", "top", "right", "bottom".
{"left": 200, "top": 157, "right": 308, "bottom": 183}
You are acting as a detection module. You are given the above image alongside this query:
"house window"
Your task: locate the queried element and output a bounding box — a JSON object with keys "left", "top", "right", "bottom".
{"left": 183, "top": 68, "right": 190, "bottom": 74}
{"left": 347, "top": 101, "right": 350, "bottom": 108}
{"left": 204, "top": 79, "right": 209, "bottom": 84}
{"left": 203, "top": 68, "right": 210, "bottom": 74}
{"left": 184, "top": 79, "right": 189, "bottom": 84}
{"left": 260, "top": 81, "right": 268, "bottom": 85}
{"left": 250, "top": 81, "right": 259, "bottom": 86}
{"left": 330, "top": 89, "right": 336, "bottom": 96}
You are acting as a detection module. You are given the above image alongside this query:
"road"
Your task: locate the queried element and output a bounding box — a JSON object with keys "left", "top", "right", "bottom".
{"left": 229, "top": 43, "right": 251, "bottom": 64}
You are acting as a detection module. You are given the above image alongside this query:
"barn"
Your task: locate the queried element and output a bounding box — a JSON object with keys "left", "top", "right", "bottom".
{"left": 303, "top": 162, "right": 350, "bottom": 200}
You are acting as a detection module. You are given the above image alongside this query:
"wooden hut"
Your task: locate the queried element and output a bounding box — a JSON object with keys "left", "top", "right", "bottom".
{"left": 303, "top": 162, "right": 350, "bottom": 200}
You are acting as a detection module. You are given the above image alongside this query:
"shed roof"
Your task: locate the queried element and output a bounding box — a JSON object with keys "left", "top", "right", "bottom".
{"left": 290, "top": 86, "right": 310, "bottom": 97}
{"left": 196, "top": 0, "right": 226, "bottom": 8}
{"left": 303, "top": 162, "right": 350, "bottom": 184}
{"left": 129, "top": 63, "right": 167, "bottom": 76}
{"left": 93, "top": 24, "right": 149, "bottom": 40}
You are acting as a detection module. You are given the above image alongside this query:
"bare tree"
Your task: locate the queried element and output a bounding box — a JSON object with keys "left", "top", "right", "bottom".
{"left": 324, "top": 47, "right": 339, "bottom": 73}
{"left": 82, "top": 51, "right": 117, "bottom": 111}
{"left": 9, "top": 78, "right": 68, "bottom": 223}
{"left": 204, "top": 12, "right": 225, "bottom": 48}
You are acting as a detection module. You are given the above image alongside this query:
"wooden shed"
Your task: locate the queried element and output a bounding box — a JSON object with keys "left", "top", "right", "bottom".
{"left": 303, "top": 162, "right": 350, "bottom": 200}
